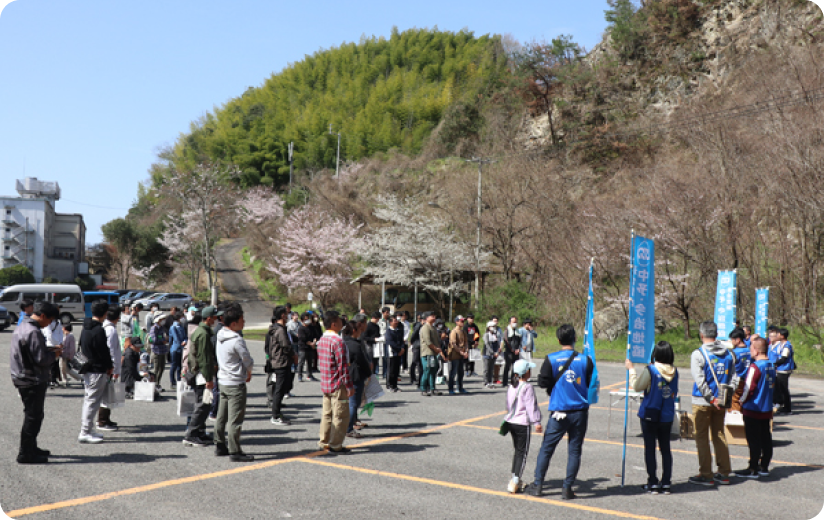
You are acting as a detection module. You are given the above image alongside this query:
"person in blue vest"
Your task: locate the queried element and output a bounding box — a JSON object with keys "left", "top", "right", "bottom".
{"left": 729, "top": 328, "right": 752, "bottom": 379}
{"left": 625, "top": 341, "right": 679, "bottom": 495}
{"left": 735, "top": 337, "right": 776, "bottom": 479}
{"left": 689, "top": 321, "right": 738, "bottom": 487}
{"left": 769, "top": 328, "right": 795, "bottom": 415}
{"left": 525, "top": 324, "right": 593, "bottom": 500}
{"left": 742, "top": 325, "right": 753, "bottom": 347}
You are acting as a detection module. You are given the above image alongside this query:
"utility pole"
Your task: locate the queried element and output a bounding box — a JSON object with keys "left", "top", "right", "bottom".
{"left": 288, "top": 142, "right": 294, "bottom": 194}
{"left": 465, "top": 157, "right": 492, "bottom": 310}
{"left": 329, "top": 123, "right": 341, "bottom": 186}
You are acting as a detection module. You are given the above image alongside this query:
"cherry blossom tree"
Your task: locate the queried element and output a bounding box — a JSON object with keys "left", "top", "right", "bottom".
{"left": 159, "top": 163, "right": 241, "bottom": 298}
{"left": 130, "top": 263, "right": 161, "bottom": 291}
{"left": 360, "top": 196, "right": 485, "bottom": 313}
{"left": 267, "top": 206, "right": 362, "bottom": 308}
{"left": 239, "top": 186, "right": 285, "bottom": 224}
{"left": 159, "top": 212, "right": 204, "bottom": 295}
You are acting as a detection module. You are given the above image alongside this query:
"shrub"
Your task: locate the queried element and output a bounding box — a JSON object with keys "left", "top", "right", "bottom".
{"left": 0, "top": 265, "right": 35, "bottom": 286}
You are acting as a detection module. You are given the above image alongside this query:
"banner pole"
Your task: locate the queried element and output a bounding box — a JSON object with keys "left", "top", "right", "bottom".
{"left": 622, "top": 230, "right": 634, "bottom": 488}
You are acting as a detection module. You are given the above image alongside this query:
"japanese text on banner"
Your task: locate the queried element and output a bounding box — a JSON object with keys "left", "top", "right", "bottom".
{"left": 627, "top": 236, "right": 655, "bottom": 363}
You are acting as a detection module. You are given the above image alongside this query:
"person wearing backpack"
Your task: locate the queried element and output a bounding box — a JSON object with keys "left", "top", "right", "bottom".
{"left": 626, "top": 341, "right": 679, "bottom": 495}
{"left": 526, "top": 324, "right": 593, "bottom": 499}
{"left": 503, "top": 359, "right": 542, "bottom": 494}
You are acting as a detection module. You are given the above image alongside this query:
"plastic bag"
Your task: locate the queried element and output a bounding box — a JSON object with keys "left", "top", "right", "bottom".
{"left": 107, "top": 380, "right": 126, "bottom": 408}
{"left": 177, "top": 383, "right": 197, "bottom": 417}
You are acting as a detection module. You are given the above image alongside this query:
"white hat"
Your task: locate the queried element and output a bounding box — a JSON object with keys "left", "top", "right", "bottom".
{"left": 513, "top": 359, "right": 536, "bottom": 376}
{"left": 486, "top": 321, "right": 496, "bottom": 329}
{"left": 153, "top": 313, "right": 168, "bottom": 324}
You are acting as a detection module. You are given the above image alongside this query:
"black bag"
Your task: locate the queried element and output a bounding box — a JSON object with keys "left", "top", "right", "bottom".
{"left": 643, "top": 407, "right": 662, "bottom": 422}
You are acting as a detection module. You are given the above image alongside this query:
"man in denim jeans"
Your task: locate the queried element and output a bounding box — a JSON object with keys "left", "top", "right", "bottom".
{"left": 526, "top": 325, "right": 593, "bottom": 500}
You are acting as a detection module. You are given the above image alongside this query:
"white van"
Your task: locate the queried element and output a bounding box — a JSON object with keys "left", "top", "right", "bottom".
{"left": 0, "top": 284, "right": 85, "bottom": 325}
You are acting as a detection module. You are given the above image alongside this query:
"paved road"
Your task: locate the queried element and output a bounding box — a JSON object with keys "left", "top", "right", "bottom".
{"left": 0, "top": 331, "right": 822, "bottom": 520}
{"left": 214, "top": 237, "right": 274, "bottom": 328}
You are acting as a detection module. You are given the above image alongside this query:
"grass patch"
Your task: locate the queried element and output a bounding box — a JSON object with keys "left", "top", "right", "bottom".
{"left": 241, "top": 247, "right": 282, "bottom": 302}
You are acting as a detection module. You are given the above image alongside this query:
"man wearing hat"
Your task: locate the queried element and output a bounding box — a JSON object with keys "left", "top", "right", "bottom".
{"left": 419, "top": 312, "right": 444, "bottom": 396}
{"left": 148, "top": 312, "right": 170, "bottom": 392}
{"left": 448, "top": 316, "right": 469, "bottom": 394}
{"left": 182, "top": 305, "right": 222, "bottom": 447}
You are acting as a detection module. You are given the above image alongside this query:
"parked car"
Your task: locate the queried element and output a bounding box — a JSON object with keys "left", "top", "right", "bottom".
{"left": 121, "top": 290, "right": 152, "bottom": 306}
{"left": 83, "top": 291, "right": 121, "bottom": 318}
{"left": 0, "top": 284, "right": 85, "bottom": 325}
{"left": 132, "top": 292, "right": 163, "bottom": 308}
{"left": 0, "top": 304, "right": 10, "bottom": 331}
{"left": 143, "top": 293, "right": 193, "bottom": 311}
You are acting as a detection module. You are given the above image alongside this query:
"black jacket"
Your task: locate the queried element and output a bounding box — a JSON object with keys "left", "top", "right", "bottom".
{"left": 409, "top": 322, "right": 423, "bottom": 350}
{"left": 297, "top": 324, "right": 314, "bottom": 352}
{"left": 385, "top": 327, "right": 405, "bottom": 355}
{"left": 79, "top": 318, "right": 114, "bottom": 374}
{"left": 345, "top": 336, "right": 372, "bottom": 383}
{"left": 361, "top": 322, "right": 381, "bottom": 347}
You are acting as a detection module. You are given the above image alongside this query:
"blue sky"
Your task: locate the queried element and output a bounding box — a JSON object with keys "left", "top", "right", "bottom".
{"left": 0, "top": 0, "right": 611, "bottom": 243}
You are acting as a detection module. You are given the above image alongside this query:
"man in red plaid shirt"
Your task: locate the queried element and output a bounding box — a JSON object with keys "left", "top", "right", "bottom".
{"left": 317, "top": 310, "right": 355, "bottom": 453}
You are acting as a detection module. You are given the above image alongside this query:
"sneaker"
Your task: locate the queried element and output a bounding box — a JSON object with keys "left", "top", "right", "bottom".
{"left": 198, "top": 432, "right": 214, "bottom": 442}
{"left": 329, "top": 446, "right": 351, "bottom": 454}
{"left": 97, "top": 422, "right": 118, "bottom": 432}
{"left": 421, "top": 391, "right": 431, "bottom": 396}
{"left": 208, "top": 415, "right": 217, "bottom": 422}
{"left": 714, "top": 473, "right": 731, "bottom": 485}
{"left": 525, "top": 482, "right": 542, "bottom": 496}
{"left": 642, "top": 484, "right": 659, "bottom": 494}
{"left": 459, "top": 389, "right": 468, "bottom": 394}
{"left": 660, "top": 485, "right": 671, "bottom": 495}
{"left": 449, "top": 390, "right": 456, "bottom": 395}
{"left": 688, "top": 475, "right": 715, "bottom": 486}
{"left": 298, "top": 377, "right": 304, "bottom": 382}
{"left": 346, "top": 430, "right": 363, "bottom": 439}
{"left": 285, "top": 392, "right": 294, "bottom": 399}
{"left": 495, "top": 380, "right": 502, "bottom": 385}
{"left": 170, "top": 385, "right": 177, "bottom": 391}
{"left": 78, "top": 433, "right": 103, "bottom": 444}
{"left": 156, "top": 386, "right": 165, "bottom": 393}
{"left": 182, "top": 436, "right": 210, "bottom": 447}
{"left": 561, "top": 487, "right": 576, "bottom": 500}
{"left": 507, "top": 479, "right": 520, "bottom": 494}
{"left": 34, "top": 447, "right": 51, "bottom": 457}
{"left": 758, "top": 468, "right": 770, "bottom": 477}
{"left": 271, "top": 416, "right": 291, "bottom": 426}
{"left": 307, "top": 376, "right": 318, "bottom": 382}
{"left": 735, "top": 469, "right": 759, "bottom": 479}
{"left": 230, "top": 452, "right": 255, "bottom": 462}
{"left": 215, "top": 443, "right": 229, "bottom": 457}
{"left": 432, "top": 391, "right": 443, "bottom": 396}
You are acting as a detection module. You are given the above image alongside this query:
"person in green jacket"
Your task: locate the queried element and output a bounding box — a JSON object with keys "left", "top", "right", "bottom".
{"left": 182, "top": 306, "right": 222, "bottom": 447}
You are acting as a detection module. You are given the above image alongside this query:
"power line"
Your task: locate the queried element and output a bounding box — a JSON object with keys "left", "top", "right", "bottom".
{"left": 61, "top": 198, "right": 126, "bottom": 211}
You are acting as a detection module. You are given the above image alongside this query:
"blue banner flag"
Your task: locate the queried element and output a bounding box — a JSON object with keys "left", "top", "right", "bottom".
{"left": 583, "top": 260, "right": 600, "bottom": 404}
{"left": 714, "top": 270, "right": 737, "bottom": 340}
{"left": 627, "top": 236, "right": 655, "bottom": 363}
{"left": 755, "top": 288, "right": 769, "bottom": 338}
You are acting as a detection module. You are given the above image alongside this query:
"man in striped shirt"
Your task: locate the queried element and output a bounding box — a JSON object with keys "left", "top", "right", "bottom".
{"left": 318, "top": 310, "right": 355, "bottom": 453}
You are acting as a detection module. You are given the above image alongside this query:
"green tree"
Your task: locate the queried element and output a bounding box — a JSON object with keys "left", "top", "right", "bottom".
{"left": 605, "top": 0, "right": 647, "bottom": 60}
{"left": 0, "top": 265, "right": 36, "bottom": 286}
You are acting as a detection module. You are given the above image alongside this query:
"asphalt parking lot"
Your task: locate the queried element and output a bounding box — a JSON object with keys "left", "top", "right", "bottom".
{"left": 0, "top": 331, "right": 822, "bottom": 520}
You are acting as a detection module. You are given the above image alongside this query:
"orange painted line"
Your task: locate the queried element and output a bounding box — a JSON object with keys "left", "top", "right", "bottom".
{"left": 300, "top": 458, "right": 666, "bottom": 520}
{"left": 775, "top": 423, "right": 824, "bottom": 432}
{"left": 602, "top": 381, "right": 627, "bottom": 390}
{"left": 5, "top": 458, "right": 296, "bottom": 517}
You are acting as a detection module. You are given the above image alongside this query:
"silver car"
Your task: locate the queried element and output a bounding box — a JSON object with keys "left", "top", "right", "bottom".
{"left": 144, "top": 293, "right": 192, "bottom": 311}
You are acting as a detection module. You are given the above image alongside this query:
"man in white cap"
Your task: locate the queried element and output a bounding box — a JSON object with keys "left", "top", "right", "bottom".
{"left": 149, "top": 312, "right": 169, "bottom": 392}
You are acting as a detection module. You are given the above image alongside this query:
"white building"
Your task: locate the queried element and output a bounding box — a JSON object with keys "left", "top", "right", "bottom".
{"left": 1, "top": 178, "right": 86, "bottom": 282}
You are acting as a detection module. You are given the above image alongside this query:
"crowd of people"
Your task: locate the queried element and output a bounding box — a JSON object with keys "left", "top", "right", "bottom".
{"left": 9, "top": 297, "right": 797, "bottom": 499}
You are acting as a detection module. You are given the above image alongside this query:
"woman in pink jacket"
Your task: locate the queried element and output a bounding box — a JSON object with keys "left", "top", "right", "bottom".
{"left": 504, "top": 359, "right": 543, "bottom": 493}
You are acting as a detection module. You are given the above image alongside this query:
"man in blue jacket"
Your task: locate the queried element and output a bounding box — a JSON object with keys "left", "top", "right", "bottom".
{"left": 526, "top": 324, "right": 593, "bottom": 500}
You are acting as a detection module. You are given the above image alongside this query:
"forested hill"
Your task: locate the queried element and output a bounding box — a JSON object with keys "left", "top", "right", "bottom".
{"left": 170, "top": 28, "right": 504, "bottom": 186}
